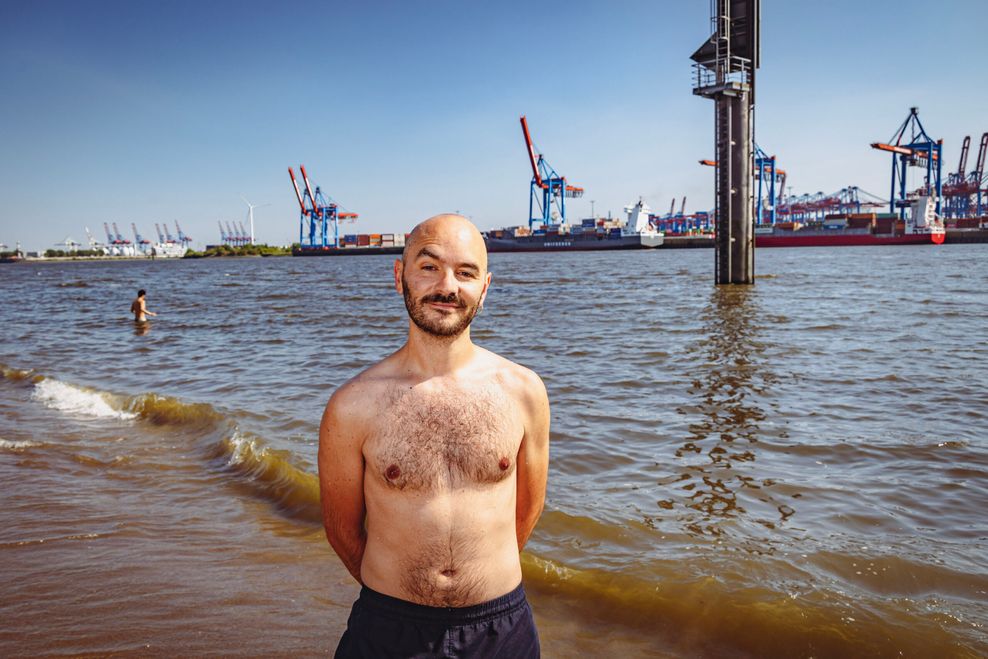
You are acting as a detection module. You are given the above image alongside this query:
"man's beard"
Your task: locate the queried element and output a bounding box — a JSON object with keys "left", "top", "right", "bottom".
{"left": 401, "top": 274, "right": 480, "bottom": 338}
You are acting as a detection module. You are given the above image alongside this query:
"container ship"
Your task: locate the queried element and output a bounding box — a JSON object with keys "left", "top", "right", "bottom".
{"left": 755, "top": 196, "right": 945, "bottom": 247}
{"left": 292, "top": 233, "right": 405, "bottom": 256}
{"left": 483, "top": 199, "right": 663, "bottom": 253}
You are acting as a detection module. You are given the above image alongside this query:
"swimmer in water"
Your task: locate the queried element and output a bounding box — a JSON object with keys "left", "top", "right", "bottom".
{"left": 130, "top": 289, "right": 157, "bottom": 323}
{"left": 319, "top": 214, "right": 549, "bottom": 658}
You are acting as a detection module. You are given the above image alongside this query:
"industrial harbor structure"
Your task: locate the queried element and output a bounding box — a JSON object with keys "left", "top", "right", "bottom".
{"left": 265, "top": 3, "right": 986, "bottom": 259}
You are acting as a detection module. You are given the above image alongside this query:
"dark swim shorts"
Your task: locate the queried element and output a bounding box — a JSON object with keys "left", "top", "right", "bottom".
{"left": 334, "top": 583, "right": 540, "bottom": 659}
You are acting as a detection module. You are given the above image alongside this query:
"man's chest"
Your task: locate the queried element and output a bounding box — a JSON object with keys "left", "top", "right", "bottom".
{"left": 364, "top": 384, "right": 523, "bottom": 491}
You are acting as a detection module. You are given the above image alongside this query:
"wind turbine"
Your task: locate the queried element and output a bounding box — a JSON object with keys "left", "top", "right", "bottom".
{"left": 241, "top": 196, "right": 270, "bottom": 245}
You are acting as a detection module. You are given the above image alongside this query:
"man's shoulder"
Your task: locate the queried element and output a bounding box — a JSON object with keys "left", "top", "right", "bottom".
{"left": 477, "top": 348, "right": 546, "bottom": 402}
{"left": 325, "top": 355, "right": 404, "bottom": 419}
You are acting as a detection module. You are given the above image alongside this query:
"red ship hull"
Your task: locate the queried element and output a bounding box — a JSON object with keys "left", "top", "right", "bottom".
{"left": 756, "top": 232, "right": 942, "bottom": 248}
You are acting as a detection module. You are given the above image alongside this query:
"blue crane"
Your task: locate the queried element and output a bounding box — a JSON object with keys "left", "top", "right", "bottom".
{"left": 288, "top": 165, "right": 358, "bottom": 248}
{"left": 871, "top": 107, "right": 943, "bottom": 219}
{"left": 520, "top": 116, "right": 584, "bottom": 230}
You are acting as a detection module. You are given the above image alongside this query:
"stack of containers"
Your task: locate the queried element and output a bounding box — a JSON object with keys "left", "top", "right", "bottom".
{"left": 846, "top": 213, "right": 875, "bottom": 230}
{"left": 357, "top": 234, "right": 371, "bottom": 247}
{"left": 873, "top": 216, "right": 895, "bottom": 234}
{"left": 369, "top": 234, "right": 382, "bottom": 247}
{"left": 382, "top": 233, "right": 395, "bottom": 247}
{"left": 343, "top": 234, "right": 358, "bottom": 248}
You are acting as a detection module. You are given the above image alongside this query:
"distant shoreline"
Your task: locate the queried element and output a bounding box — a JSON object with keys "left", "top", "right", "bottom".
{"left": 7, "top": 254, "right": 289, "bottom": 263}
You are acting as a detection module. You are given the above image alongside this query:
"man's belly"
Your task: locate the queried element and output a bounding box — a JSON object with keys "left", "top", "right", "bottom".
{"left": 360, "top": 488, "right": 522, "bottom": 607}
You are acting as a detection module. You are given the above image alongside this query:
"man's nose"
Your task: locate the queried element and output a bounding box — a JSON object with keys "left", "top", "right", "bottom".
{"left": 436, "top": 267, "right": 458, "bottom": 294}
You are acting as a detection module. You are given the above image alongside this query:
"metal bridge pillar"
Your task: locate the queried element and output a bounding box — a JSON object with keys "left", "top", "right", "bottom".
{"left": 691, "top": 0, "right": 760, "bottom": 285}
{"left": 713, "top": 92, "right": 754, "bottom": 284}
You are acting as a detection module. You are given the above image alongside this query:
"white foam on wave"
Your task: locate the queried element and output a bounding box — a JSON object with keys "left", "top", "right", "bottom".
{"left": 31, "top": 379, "right": 136, "bottom": 420}
{"left": 0, "top": 438, "right": 41, "bottom": 450}
{"left": 226, "top": 430, "right": 265, "bottom": 467}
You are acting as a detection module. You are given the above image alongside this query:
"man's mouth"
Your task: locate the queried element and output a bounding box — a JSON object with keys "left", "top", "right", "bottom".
{"left": 427, "top": 301, "right": 460, "bottom": 310}
{"left": 423, "top": 295, "right": 463, "bottom": 310}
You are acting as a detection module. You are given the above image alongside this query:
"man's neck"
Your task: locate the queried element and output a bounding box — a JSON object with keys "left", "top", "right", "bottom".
{"left": 401, "top": 324, "right": 476, "bottom": 378}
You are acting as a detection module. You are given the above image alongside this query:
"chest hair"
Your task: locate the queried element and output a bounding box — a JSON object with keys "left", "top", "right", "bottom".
{"left": 370, "top": 383, "right": 520, "bottom": 490}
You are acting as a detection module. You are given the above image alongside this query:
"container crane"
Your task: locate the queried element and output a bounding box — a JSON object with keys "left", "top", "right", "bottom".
{"left": 519, "top": 116, "right": 584, "bottom": 230}
{"left": 154, "top": 223, "right": 166, "bottom": 244}
{"left": 870, "top": 107, "right": 942, "bottom": 219}
{"left": 287, "top": 165, "right": 358, "bottom": 248}
{"left": 754, "top": 144, "right": 787, "bottom": 225}
{"left": 225, "top": 221, "right": 238, "bottom": 246}
{"left": 943, "top": 132, "right": 988, "bottom": 219}
{"left": 975, "top": 133, "right": 988, "bottom": 217}
{"left": 175, "top": 222, "right": 192, "bottom": 248}
{"left": 218, "top": 221, "right": 229, "bottom": 245}
{"left": 112, "top": 222, "right": 130, "bottom": 244}
{"left": 704, "top": 145, "right": 786, "bottom": 225}
{"left": 131, "top": 223, "right": 150, "bottom": 246}
{"left": 104, "top": 222, "right": 118, "bottom": 245}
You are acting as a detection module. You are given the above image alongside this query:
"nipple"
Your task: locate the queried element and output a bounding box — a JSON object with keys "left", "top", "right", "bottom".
{"left": 386, "top": 464, "right": 401, "bottom": 480}
{"left": 499, "top": 457, "right": 510, "bottom": 471}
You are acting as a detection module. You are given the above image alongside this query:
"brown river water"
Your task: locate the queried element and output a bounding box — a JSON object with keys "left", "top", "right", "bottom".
{"left": 0, "top": 245, "right": 986, "bottom": 657}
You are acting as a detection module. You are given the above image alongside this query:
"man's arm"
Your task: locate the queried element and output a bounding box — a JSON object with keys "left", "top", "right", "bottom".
{"left": 318, "top": 382, "right": 368, "bottom": 583}
{"left": 515, "top": 369, "right": 550, "bottom": 551}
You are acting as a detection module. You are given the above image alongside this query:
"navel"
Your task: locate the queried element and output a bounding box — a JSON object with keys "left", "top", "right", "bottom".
{"left": 499, "top": 457, "right": 510, "bottom": 471}
{"left": 385, "top": 464, "right": 401, "bottom": 481}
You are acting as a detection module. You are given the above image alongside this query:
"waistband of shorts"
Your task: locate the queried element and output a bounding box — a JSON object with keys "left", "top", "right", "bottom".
{"left": 356, "top": 582, "right": 528, "bottom": 624}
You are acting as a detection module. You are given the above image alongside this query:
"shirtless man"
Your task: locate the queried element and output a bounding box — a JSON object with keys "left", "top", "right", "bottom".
{"left": 130, "top": 289, "right": 156, "bottom": 322}
{"left": 319, "top": 214, "right": 550, "bottom": 658}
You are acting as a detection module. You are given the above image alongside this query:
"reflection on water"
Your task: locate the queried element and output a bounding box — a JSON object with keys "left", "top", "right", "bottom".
{"left": 666, "top": 286, "right": 792, "bottom": 541}
{"left": 133, "top": 321, "right": 151, "bottom": 336}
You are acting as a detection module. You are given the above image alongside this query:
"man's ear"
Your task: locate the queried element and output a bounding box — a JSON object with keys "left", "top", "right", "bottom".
{"left": 394, "top": 258, "right": 404, "bottom": 294}
{"left": 480, "top": 272, "right": 492, "bottom": 307}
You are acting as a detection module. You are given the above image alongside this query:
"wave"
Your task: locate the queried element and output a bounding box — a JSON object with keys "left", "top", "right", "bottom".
{"left": 0, "top": 364, "right": 44, "bottom": 384}
{"left": 210, "top": 430, "right": 321, "bottom": 524}
{"left": 3, "top": 362, "right": 320, "bottom": 525}
{"left": 519, "top": 553, "right": 974, "bottom": 657}
{"left": 31, "top": 378, "right": 136, "bottom": 420}
{"left": 127, "top": 393, "right": 224, "bottom": 429}
{"left": 0, "top": 438, "right": 41, "bottom": 450}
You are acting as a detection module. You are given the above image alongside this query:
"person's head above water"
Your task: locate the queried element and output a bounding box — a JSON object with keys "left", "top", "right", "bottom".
{"left": 137, "top": 289, "right": 146, "bottom": 298}
{"left": 395, "top": 214, "right": 491, "bottom": 339}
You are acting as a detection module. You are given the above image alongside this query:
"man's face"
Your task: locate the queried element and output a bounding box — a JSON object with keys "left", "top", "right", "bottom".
{"left": 396, "top": 221, "right": 490, "bottom": 339}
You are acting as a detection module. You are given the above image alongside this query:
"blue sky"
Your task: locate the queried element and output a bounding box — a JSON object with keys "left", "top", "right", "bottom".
{"left": 1, "top": 0, "right": 986, "bottom": 250}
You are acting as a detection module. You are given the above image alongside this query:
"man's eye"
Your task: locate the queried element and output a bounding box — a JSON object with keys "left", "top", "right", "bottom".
{"left": 458, "top": 271, "right": 475, "bottom": 278}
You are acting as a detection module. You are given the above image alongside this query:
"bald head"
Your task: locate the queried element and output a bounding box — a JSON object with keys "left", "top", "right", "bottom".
{"left": 402, "top": 214, "right": 488, "bottom": 272}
